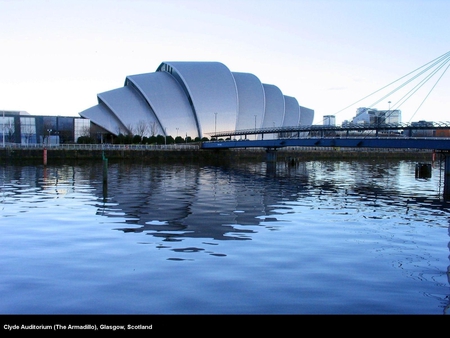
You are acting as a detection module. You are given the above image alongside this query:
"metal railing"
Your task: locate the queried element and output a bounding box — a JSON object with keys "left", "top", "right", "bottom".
{"left": 1, "top": 143, "right": 201, "bottom": 151}
{"left": 208, "top": 121, "right": 450, "bottom": 138}
{"left": 203, "top": 135, "right": 450, "bottom": 143}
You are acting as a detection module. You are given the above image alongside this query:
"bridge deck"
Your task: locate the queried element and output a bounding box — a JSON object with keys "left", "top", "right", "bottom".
{"left": 201, "top": 137, "right": 450, "bottom": 151}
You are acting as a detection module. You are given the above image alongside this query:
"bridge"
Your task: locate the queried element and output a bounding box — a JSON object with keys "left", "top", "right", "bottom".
{"left": 202, "top": 122, "right": 450, "bottom": 151}
{"left": 201, "top": 122, "right": 450, "bottom": 198}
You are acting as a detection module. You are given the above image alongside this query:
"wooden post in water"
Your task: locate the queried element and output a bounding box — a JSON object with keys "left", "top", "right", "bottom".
{"left": 102, "top": 151, "right": 108, "bottom": 201}
{"left": 102, "top": 151, "right": 108, "bottom": 184}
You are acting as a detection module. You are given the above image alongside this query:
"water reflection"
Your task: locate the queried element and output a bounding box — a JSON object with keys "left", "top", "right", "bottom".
{"left": 97, "top": 162, "right": 304, "bottom": 241}
{"left": 2, "top": 160, "right": 450, "bottom": 236}
{"left": 1, "top": 159, "right": 449, "bottom": 314}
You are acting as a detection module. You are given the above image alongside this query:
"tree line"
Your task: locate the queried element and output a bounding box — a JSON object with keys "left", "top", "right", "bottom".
{"left": 77, "top": 133, "right": 212, "bottom": 145}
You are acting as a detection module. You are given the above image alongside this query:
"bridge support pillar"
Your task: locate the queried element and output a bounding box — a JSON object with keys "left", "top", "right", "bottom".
{"left": 444, "top": 154, "right": 450, "bottom": 198}
{"left": 266, "top": 148, "right": 277, "bottom": 163}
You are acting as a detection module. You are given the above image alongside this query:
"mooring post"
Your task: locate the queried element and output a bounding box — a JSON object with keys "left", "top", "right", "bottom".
{"left": 102, "top": 151, "right": 108, "bottom": 184}
{"left": 43, "top": 147, "right": 47, "bottom": 166}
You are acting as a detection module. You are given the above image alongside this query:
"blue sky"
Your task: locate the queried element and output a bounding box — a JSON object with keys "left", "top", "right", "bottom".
{"left": 1, "top": 0, "right": 449, "bottom": 125}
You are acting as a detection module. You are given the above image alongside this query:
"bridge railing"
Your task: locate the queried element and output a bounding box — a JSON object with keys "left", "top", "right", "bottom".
{"left": 209, "top": 121, "right": 450, "bottom": 138}
{"left": 203, "top": 135, "right": 450, "bottom": 143}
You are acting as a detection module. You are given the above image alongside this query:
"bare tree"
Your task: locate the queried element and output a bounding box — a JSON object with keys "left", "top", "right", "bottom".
{"left": 126, "top": 124, "right": 134, "bottom": 136}
{"left": 149, "top": 121, "right": 158, "bottom": 136}
{"left": 136, "top": 120, "right": 149, "bottom": 139}
{"left": 5, "top": 119, "right": 15, "bottom": 142}
{"left": 81, "top": 125, "right": 91, "bottom": 138}
{"left": 21, "top": 124, "right": 35, "bottom": 144}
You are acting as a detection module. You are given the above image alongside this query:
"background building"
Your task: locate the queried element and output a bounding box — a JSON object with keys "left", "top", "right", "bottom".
{"left": 323, "top": 115, "right": 336, "bottom": 126}
{"left": 352, "top": 107, "right": 401, "bottom": 124}
{"left": 1, "top": 111, "right": 90, "bottom": 145}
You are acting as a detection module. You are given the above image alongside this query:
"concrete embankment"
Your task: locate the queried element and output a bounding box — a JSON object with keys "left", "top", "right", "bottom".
{"left": 276, "top": 148, "right": 434, "bottom": 161}
{"left": 0, "top": 146, "right": 434, "bottom": 165}
{"left": 0, "top": 148, "right": 229, "bottom": 163}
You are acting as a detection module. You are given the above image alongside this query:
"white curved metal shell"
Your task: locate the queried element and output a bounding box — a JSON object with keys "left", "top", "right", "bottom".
{"left": 158, "top": 62, "right": 238, "bottom": 136}
{"left": 126, "top": 72, "right": 199, "bottom": 139}
{"left": 300, "top": 106, "right": 314, "bottom": 125}
{"left": 98, "top": 86, "right": 161, "bottom": 136}
{"left": 283, "top": 96, "right": 300, "bottom": 127}
{"left": 232, "top": 72, "right": 265, "bottom": 132}
{"left": 262, "top": 84, "right": 285, "bottom": 128}
{"left": 79, "top": 102, "right": 127, "bottom": 135}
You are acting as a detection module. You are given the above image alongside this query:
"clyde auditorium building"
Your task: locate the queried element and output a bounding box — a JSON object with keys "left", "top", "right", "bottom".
{"left": 79, "top": 61, "right": 314, "bottom": 140}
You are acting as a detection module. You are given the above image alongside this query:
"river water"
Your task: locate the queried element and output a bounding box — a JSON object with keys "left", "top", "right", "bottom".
{"left": 0, "top": 158, "right": 449, "bottom": 315}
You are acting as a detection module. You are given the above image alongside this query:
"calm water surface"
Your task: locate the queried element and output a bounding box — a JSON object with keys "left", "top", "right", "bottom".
{"left": 0, "top": 159, "right": 449, "bottom": 314}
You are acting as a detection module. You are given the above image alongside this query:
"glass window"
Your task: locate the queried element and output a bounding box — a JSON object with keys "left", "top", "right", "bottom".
{"left": 0, "top": 116, "right": 15, "bottom": 143}
{"left": 74, "top": 118, "right": 91, "bottom": 141}
{"left": 20, "top": 117, "right": 37, "bottom": 144}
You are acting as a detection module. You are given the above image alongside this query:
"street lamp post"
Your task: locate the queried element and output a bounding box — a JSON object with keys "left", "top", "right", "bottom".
{"left": 47, "top": 129, "right": 52, "bottom": 145}
{"left": 214, "top": 113, "right": 218, "bottom": 140}
{"left": 387, "top": 101, "right": 392, "bottom": 124}
{"left": 254, "top": 114, "right": 257, "bottom": 140}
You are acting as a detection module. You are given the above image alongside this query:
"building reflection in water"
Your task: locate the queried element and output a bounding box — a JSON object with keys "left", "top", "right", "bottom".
{"left": 94, "top": 162, "right": 311, "bottom": 241}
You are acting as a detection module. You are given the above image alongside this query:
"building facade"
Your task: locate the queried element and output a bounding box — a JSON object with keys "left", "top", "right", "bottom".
{"left": 79, "top": 61, "right": 314, "bottom": 140}
{"left": 352, "top": 107, "right": 401, "bottom": 125}
{"left": 323, "top": 115, "right": 336, "bottom": 126}
{"left": 1, "top": 111, "right": 90, "bottom": 145}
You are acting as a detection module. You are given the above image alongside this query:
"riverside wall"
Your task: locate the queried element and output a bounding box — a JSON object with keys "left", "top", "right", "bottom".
{"left": 0, "top": 146, "right": 434, "bottom": 165}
